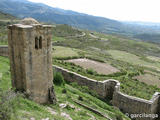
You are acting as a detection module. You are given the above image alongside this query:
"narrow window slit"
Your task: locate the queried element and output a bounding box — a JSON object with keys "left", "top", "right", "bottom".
{"left": 39, "top": 36, "right": 42, "bottom": 49}
{"left": 35, "top": 37, "right": 38, "bottom": 49}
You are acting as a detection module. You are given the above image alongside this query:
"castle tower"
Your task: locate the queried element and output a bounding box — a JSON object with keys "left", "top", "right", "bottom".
{"left": 8, "top": 18, "right": 56, "bottom": 104}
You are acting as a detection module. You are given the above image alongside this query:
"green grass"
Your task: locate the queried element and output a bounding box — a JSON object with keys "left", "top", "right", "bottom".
{"left": 52, "top": 36, "right": 66, "bottom": 42}
{"left": 53, "top": 59, "right": 160, "bottom": 100}
{"left": 0, "top": 56, "right": 129, "bottom": 120}
{"left": 107, "top": 50, "right": 160, "bottom": 71}
{"left": 0, "top": 11, "right": 17, "bottom": 20}
{"left": 0, "top": 56, "right": 11, "bottom": 90}
{"left": 53, "top": 24, "right": 82, "bottom": 37}
{"left": 147, "top": 56, "right": 160, "bottom": 62}
{"left": 0, "top": 26, "right": 8, "bottom": 45}
{"left": 52, "top": 46, "right": 79, "bottom": 59}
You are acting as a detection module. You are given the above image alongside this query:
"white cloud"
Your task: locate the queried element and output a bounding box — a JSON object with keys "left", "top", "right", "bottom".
{"left": 28, "top": 0, "right": 160, "bottom": 22}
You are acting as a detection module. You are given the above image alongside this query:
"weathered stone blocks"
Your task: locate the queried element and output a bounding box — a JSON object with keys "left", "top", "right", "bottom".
{"left": 7, "top": 19, "right": 56, "bottom": 104}
{"left": 53, "top": 65, "right": 160, "bottom": 120}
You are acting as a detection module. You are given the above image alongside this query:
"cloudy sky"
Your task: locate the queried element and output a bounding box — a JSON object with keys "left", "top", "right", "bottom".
{"left": 28, "top": 0, "right": 160, "bottom": 23}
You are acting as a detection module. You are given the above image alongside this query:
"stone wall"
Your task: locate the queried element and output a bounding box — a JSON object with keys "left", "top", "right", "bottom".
{"left": 0, "top": 45, "right": 8, "bottom": 57}
{"left": 53, "top": 65, "right": 160, "bottom": 120}
{"left": 112, "top": 84, "right": 160, "bottom": 120}
{"left": 1, "top": 49, "right": 160, "bottom": 119}
{"left": 53, "top": 65, "right": 117, "bottom": 99}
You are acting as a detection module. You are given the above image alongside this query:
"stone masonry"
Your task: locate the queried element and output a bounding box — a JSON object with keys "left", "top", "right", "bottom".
{"left": 0, "top": 47, "right": 160, "bottom": 119}
{"left": 7, "top": 18, "right": 56, "bottom": 104}
{"left": 53, "top": 65, "right": 160, "bottom": 120}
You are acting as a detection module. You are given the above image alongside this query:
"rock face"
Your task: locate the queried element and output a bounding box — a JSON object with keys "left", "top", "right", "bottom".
{"left": 7, "top": 18, "right": 56, "bottom": 104}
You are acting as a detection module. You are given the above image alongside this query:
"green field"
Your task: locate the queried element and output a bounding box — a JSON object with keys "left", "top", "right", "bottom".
{"left": 147, "top": 56, "right": 160, "bottom": 62}
{"left": 1, "top": 11, "right": 160, "bottom": 120}
{"left": 51, "top": 24, "right": 160, "bottom": 100}
{"left": 1, "top": 22, "right": 160, "bottom": 100}
{"left": 107, "top": 50, "right": 160, "bottom": 71}
{"left": 52, "top": 46, "right": 79, "bottom": 59}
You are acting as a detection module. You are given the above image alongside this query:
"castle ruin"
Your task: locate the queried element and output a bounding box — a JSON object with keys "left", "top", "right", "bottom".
{"left": 7, "top": 18, "right": 56, "bottom": 104}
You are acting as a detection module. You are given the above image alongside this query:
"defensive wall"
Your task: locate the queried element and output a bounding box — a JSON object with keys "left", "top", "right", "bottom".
{"left": 53, "top": 65, "right": 160, "bottom": 120}
{"left": 0, "top": 46, "right": 160, "bottom": 120}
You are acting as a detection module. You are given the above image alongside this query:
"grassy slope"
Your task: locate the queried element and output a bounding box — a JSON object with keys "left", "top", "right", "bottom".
{"left": 52, "top": 25, "right": 160, "bottom": 100}
{"left": 0, "top": 56, "right": 129, "bottom": 120}
{"left": 107, "top": 50, "right": 160, "bottom": 71}
{"left": 0, "top": 11, "right": 19, "bottom": 45}
{"left": 52, "top": 46, "right": 79, "bottom": 59}
{"left": 1, "top": 23, "right": 160, "bottom": 99}
{"left": 0, "top": 11, "right": 17, "bottom": 20}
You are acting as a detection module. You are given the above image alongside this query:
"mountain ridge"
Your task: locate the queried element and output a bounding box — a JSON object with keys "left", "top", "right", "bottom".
{"left": 0, "top": 0, "right": 124, "bottom": 34}
{"left": 1, "top": 0, "right": 160, "bottom": 43}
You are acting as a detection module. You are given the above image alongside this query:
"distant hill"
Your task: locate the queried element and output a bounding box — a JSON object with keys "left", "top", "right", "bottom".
{"left": 134, "top": 33, "right": 160, "bottom": 43}
{"left": 0, "top": 0, "right": 125, "bottom": 34}
{"left": 0, "top": 11, "right": 19, "bottom": 26}
{"left": 0, "top": 0, "right": 160, "bottom": 43}
{"left": 0, "top": 11, "right": 17, "bottom": 20}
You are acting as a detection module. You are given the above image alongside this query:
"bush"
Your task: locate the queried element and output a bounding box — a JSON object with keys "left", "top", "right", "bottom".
{"left": 86, "top": 68, "right": 97, "bottom": 75}
{"left": 62, "top": 89, "right": 67, "bottom": 94}
{"left": 53, "top": 72, "right": 65, "bottom": 86}
{"left": 0, "top": 90, "right": 20, "bottom": 120}
{"left": 116, "top": 114, "right": 123, "bottom": 120}
{"left": 78, "top": 96, "right": 83, "bottom": 101}
{"left": 70, "top": 82, "right": 98, "bottom": 98}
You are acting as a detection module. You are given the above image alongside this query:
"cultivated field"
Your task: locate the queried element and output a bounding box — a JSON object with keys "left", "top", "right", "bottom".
{"left": 66, "top": 58, "right": 120, "bottom": 75}
{"left": 133, "top": 74, "right": 160, "bottom": 88}
{"left": 107, "top": 50, "right": 160, "bottom": 71}
{"left": 147, "top": 56, "right": 160, "bottom": 62}
{"left": 52, "top": 46, "right": 79, "bottom": 59}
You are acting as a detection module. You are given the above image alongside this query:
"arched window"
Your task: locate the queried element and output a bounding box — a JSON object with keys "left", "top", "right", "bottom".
{"left": 35, "top": 37, "right": 38, "bottom": 49}
{"left": 39, "top": 36, "right": 42, "bottom": 49}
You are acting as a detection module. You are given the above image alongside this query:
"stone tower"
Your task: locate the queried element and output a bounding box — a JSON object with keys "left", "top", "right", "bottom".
{"left": 8, "top": 18, "right": 56, "bottom": 104}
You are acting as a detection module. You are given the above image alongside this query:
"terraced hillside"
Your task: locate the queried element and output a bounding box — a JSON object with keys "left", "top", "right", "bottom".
{"left": 1, "top": 16, "right": 160, "bottom": 119}
{"left": 52, "top": 24, "right": 160, "bottom": 100}
{"left": 1, "top": 18, "right": 160, "bottom": 100}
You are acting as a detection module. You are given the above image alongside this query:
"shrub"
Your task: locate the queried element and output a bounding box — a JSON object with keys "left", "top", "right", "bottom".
{"left": 0, "top": 90, "right": 20, "bottom": 120}
{"left": 62, "top": 89, "right": 67, "bottom": 94}
{"left": 53, "top": 72, "right": 65, "bottom": 86}
{"left": 115, "top": 114, "right": 123, "bottom": 120}
{"left": 70, "top": 82, "right": 98, "bottom": 98}
{"left": 86, "top": 68, "right": 97, "bottom": 75}
{"left": 78, "top": 96, "right": 83, "bottom": 101}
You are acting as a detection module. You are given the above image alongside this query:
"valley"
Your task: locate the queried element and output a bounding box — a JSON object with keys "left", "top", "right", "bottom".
{"left": 0, "top": 9, "right": 160, "bottom": 120}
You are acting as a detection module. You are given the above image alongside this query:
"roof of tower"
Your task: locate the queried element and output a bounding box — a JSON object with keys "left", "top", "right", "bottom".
{"left": 20, "top": 18, "right": 39, "bottom": 25}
